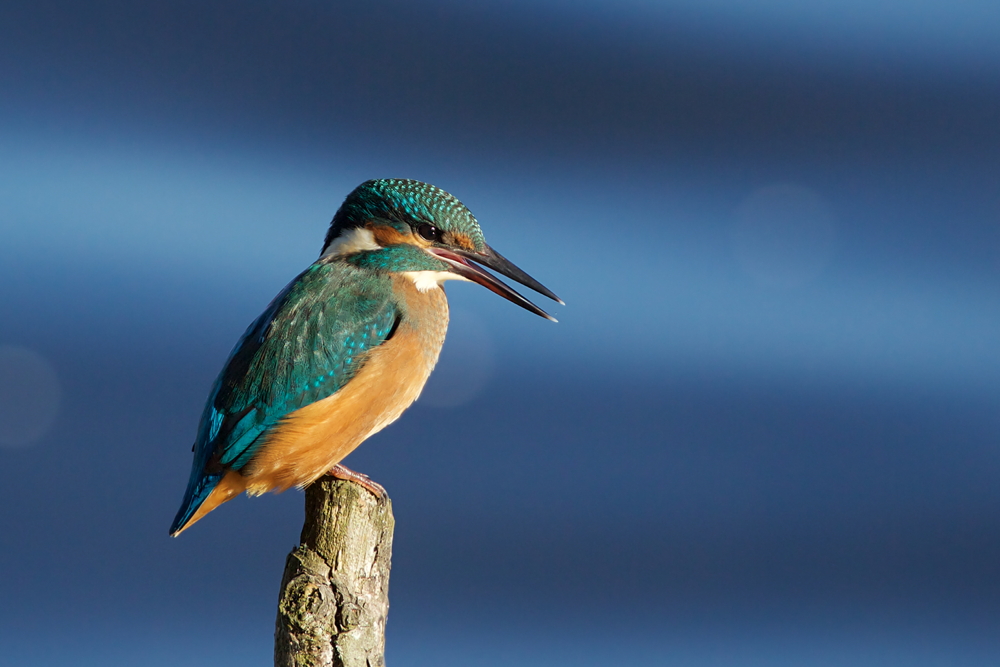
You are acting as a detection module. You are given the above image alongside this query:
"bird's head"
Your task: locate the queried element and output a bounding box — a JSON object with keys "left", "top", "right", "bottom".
{"left": 321, "top": 179, "right": 562, "bottom": 320}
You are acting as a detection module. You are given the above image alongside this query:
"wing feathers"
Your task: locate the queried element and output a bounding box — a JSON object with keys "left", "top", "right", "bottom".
{"left": 170, "top": 261, "right": 398, "bottom": 534}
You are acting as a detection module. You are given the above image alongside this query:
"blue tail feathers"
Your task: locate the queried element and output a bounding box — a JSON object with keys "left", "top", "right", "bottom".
{"left": 170, "top": 471, "right": 223, "bottom": 536}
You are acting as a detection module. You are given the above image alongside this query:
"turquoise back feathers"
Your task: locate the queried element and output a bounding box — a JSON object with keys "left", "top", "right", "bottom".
{"left": 170, "top": 261, "right": 400, "bottom": 534}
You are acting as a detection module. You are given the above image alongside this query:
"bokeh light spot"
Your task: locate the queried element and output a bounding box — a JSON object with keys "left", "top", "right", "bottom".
{"left": 731, "top": 183, "right": 838, "bottom": 288}
{"left": 0, "top": 345, "right": 61, "bottom": 448}
{"left": 418, "top": 310, "right": 496, "bottom": 409}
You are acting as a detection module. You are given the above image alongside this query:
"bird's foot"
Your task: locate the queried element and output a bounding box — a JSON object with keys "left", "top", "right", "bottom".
{"left": 327, "top": 463, "right": 386, "bottom": 498}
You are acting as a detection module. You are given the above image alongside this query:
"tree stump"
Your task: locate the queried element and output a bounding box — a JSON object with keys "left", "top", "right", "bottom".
{"left": 274, "top": 477, "right": 394, "bottom": 667}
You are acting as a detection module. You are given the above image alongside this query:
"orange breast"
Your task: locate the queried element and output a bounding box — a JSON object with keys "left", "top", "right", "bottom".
{"left": 241, "top": 276, "right": 449, "bottom": 494}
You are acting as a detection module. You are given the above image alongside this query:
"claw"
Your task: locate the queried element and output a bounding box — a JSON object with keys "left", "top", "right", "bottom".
{"left": 327, "top": 463, "right": 386, "bottom": 498}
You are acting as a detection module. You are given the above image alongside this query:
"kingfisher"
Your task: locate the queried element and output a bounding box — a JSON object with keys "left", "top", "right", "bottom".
{"left": 169, "top": 179, "right": 560, "bottom": 536}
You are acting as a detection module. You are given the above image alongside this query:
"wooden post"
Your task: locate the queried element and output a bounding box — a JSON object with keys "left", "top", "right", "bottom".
{"left": 274, "top": 477, "right": 394, "bottom": 667}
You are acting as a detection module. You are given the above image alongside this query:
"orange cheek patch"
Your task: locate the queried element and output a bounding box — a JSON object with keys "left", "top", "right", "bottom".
{"left": 448, "top": 232, "right": 476, "bottom": 250}
{"left": 368, "top": 223, "right": 414, "bottom": 247}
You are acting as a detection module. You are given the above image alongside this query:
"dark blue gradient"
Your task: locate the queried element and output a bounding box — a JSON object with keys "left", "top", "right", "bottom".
{"left": 1, "top": 1, "right": 999, "bottom": 664}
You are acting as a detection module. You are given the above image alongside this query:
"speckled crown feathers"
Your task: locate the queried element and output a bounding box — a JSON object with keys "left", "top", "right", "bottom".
{"left": 324, "top": 179, "right": 487, "bottom": 253}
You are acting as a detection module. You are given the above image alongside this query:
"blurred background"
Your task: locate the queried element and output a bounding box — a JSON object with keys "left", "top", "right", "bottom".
{"left": 2, "top": 1, "right": 999, "bottom": 664}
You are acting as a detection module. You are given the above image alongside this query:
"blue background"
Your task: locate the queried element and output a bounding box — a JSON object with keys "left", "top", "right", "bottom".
{"left": 2, "top": 1, "right": 999, "bottom": 664}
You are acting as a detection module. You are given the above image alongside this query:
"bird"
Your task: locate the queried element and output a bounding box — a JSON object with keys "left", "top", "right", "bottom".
{"left": 169, "top": 178, "right": 561, "bottom": 536}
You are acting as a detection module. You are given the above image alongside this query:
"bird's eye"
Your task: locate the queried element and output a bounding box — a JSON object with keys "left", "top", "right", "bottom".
{"left": 416, "top": 223, "right": 442, "bottom": 242}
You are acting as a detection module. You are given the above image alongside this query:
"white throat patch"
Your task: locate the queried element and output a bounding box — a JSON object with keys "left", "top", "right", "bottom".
{"left": 320, "top": 227, "right": 381, "bottom": 258}
{"left": 402, "top": 270, "right": 471, "bottom": 292}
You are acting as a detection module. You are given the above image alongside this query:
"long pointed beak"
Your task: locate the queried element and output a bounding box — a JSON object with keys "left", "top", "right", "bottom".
{"left": 427, "top": 245, "right": 562, "bottom": 322}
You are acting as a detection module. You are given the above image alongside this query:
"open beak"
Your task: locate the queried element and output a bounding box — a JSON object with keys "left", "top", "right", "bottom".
{"left": 427, "top": 245, "right": 562, "bottom": 322}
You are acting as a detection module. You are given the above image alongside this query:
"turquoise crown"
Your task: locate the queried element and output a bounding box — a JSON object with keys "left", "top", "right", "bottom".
{"left": 324, "top": 179, "right": 487, "bottom": 252}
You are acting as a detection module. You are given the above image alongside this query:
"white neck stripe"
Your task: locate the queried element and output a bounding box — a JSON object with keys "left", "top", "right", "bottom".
{"left": 320, "top": 227, "right": 381, "bottom": 258}
{"left": 402, "top": 270, "right": 470, "bottom": 292}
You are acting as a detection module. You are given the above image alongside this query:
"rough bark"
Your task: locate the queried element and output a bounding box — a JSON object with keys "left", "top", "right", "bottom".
{"left": 274, "top": 477, "right": 394, "bottom": 667}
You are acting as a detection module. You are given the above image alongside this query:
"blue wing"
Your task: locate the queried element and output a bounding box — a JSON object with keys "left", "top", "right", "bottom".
{"left": 170, "top": 261, "right": 399, "bottom": 534}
